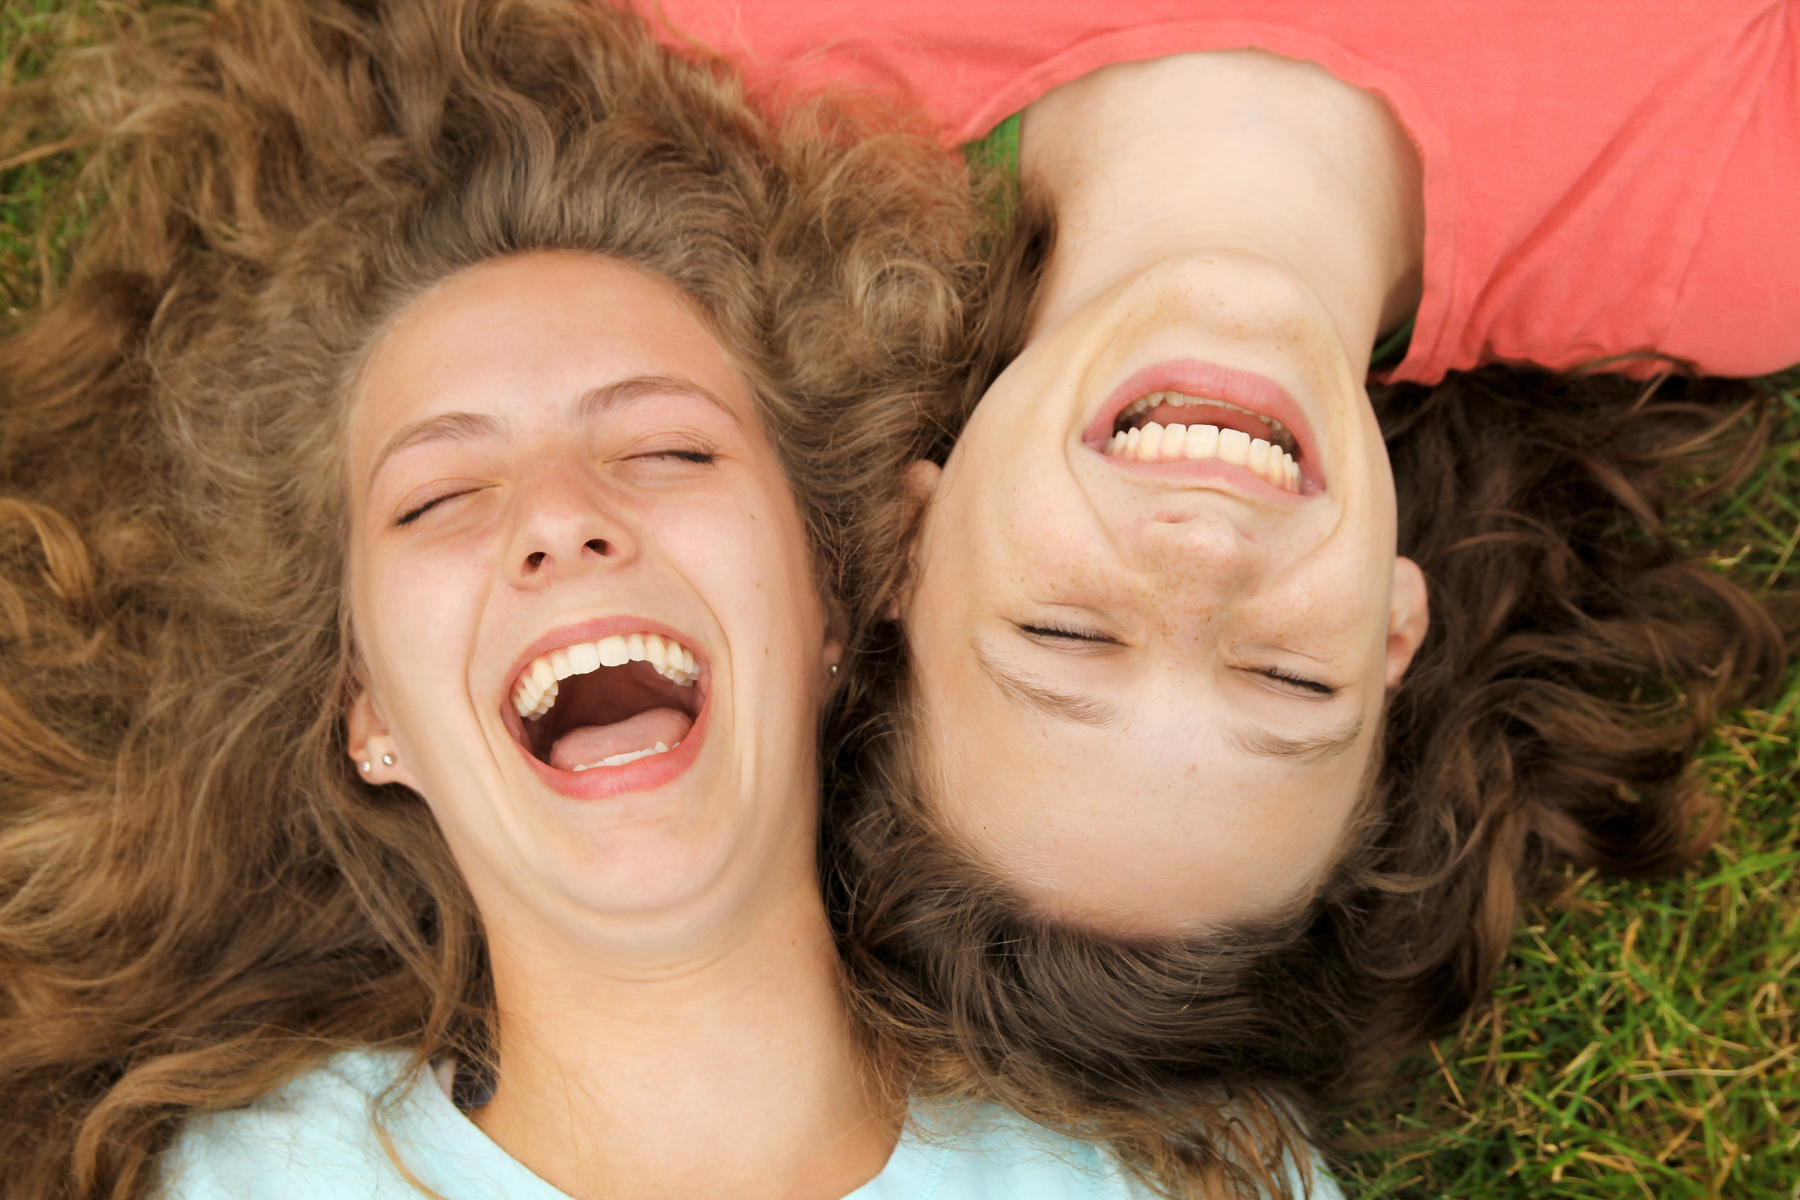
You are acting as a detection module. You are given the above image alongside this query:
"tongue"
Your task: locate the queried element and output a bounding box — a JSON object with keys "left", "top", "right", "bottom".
{"left": 548, "top": 707, "right": 694, "bottom": 773}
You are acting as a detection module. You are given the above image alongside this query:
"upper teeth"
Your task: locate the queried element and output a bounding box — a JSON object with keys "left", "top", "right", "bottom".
{"left": 1117, "top": 391, "right": 1291, "bottom": 445}
{"left": 512, "top": 632, "right": 698, "bottom": 720}
{"left": 1105, "top": 421, "right": 1302, "bottom": 492}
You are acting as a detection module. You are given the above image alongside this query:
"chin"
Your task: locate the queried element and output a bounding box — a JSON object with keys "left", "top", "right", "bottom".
{"left": 526, "top": 812, "right": 764, "bottom": 920}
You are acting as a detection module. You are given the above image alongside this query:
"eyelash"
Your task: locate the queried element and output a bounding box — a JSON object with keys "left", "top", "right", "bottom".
{"left": 1026, "top": 625, "right": 1335, "bottom": 695}
{"left": 1259, "top": 666, "right": 1336, "bottom": 697}
{"left": 396, "top": 489, "right": 475, "bottom": 527}
{"left": 394, "top": 451, "right": 717, "bottom": 527}
{"left": 1021, "top": 624, "right": 1114, "bottom": 644}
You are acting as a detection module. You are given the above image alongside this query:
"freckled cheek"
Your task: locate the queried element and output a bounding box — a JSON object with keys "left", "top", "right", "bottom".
{"left": 657, "top": 500, "right": 820, "bottom": 646}
{"left": 991, "top": 498, "right": 1118, "bottom": 597}
{"left": 1251, "top": 547, "right": 1389, "bottom": 631}
{"left": 1240, "top": 610, "right": 1360, "bottom": 671}
{"left": 360, "top": 544, "right": 490, "bottom": 699}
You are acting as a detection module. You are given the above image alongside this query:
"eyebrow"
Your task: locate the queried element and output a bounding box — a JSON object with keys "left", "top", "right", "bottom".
{"left": 366, "top": 374, "right": 739, "bottom": 494}
{"left": 368, "top": 410, "right": 510, "bottom": 495}
{"left": 971, "top": 639, "right": 1126, "bottom": 728}
{"left": 1225, "top": 714, "right": 1365, "bottom": 764}
{"left": 572, "top": 374, "right": 742, "bottom": 428}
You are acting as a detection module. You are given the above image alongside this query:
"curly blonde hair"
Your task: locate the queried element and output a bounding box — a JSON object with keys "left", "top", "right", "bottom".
{"left": 0, "top": 1, "right": 975, "bottom": 1195}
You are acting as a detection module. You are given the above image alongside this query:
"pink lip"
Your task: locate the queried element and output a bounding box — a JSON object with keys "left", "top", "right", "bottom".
{"left": 499, "top": 615, "right": 710, "bottom": 801}
{"left": 1082, "top": 359, "right": 1327, "bottom": 493}
{"left": 1102, "top": 454, "right": 1308, "bottom": 503}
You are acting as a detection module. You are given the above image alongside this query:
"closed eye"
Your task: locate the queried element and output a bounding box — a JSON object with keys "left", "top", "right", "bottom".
{"left": 1020, "top": 623, "right": 1116, "bottom": 645}
{"left": 396, "top": 487, "right": 481, "bottom": 527}
{"left": 1258, "top": 666, "right": 1336, "bottom": 697}
{"left": 631, "top": 449, "right": 717, "bottom": 465}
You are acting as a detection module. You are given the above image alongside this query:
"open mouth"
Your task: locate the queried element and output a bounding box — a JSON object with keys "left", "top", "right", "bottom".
{"left": 510, "top": 631, "right": 703, "bottom": 774}
{"left": 1104, "top": 391, "right": 1301, "bottom": 492}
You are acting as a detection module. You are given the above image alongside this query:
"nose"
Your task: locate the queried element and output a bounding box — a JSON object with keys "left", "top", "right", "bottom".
{"left": 504, "top": 461, "right": 637, "bottom": 588}
{"left": 1134, "top": 507, "right": 1266, "bottom": 606}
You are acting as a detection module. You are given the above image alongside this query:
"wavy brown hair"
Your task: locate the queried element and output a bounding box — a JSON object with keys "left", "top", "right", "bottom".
{"left": 820, "top": 198, "right": 1792, "bottom": 1199}
{"left": 0, "top": 2, "right": 977, "bottom": 1196}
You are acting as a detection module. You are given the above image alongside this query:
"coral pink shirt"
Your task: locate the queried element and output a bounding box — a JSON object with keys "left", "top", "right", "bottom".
{"left": 646, "top": 0, "right": 1800, "bottom": 383}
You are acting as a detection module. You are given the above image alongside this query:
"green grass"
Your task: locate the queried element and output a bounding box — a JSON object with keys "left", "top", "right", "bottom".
{"left": 5, "top": 6, "right": 1798, "bottom": 1197}
{"left": 1332, "top": 383, "right": 1800, "bottom": 1198}
{"left": 1, "top": 0, "right": 104, "bottom": 320}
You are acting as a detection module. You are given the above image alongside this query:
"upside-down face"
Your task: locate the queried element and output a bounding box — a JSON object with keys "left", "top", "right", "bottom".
{"left": 903, "top": 250, "right": 1428, "bottom": 936}
{"left": 343, "top": 252, "right": 836, "bottom": 954}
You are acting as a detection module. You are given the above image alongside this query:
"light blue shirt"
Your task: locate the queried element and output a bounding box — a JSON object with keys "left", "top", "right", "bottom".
{"left": 158, "top": 1050, "right": 1341, "bottom": 1199}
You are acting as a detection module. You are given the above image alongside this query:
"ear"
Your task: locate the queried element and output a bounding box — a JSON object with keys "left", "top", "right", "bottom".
{"left": 1384, "top": 556, "right": 1430, "bottom": 689}
{"left": 886, "top": 459, "right": 944, "bottom": 620}
{"left": 821, "top": 635, "right": 846, "bottom": 695}
{"left": 346, "top": 688, "right": 421, "bottom": 789}
{"left": 821, "top": 605, "right": 846, "bottom": 682}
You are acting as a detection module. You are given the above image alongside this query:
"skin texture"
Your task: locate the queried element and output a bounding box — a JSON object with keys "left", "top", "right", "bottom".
{"left": 903, "top": 50, "right": 1430, "bottom": 935}
{"left": 341, "top": 253, "right": 887, "bottom": 1200}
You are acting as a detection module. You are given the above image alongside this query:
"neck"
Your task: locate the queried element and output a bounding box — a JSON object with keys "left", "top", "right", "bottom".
{"left": 472, "top": 836, "right": 895, "bottom": 1200}
{"left": 1021, "top": 49, "right": 1424, "bottom": 373}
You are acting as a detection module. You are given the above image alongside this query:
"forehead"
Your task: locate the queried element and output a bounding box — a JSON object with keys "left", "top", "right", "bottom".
{"left": 913, "top": 660, "right": 1372, "bottom": 933}
{"left": 350, "top": 253, "right": 745, "bottom": 448}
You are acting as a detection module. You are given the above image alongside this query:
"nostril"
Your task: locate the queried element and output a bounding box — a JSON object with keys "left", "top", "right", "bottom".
{"left": 525, "top": 551, "right": 546, "bottom": 571}
{"left": 584, "top": 539, "right": 608, "bottom": 555}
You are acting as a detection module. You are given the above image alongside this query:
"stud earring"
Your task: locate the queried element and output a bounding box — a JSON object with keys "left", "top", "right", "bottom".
{"left": 381, "top": 753, "right": 395, "bottom": 767}
{"left": 360, "top": 761, "right": 371, "bottom": 773}
{"left": 828, "top": 663, "right": 839, "bottom": 677}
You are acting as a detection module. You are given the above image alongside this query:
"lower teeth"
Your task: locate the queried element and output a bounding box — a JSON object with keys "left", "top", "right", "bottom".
{"left": 570, "top": 741, "right": 679, "bottom": 772}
